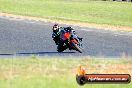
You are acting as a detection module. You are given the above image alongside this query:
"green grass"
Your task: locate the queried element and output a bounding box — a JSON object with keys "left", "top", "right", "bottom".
{"left": 0, "top": 0, "right": 132, "bottom": 27}
{"left": 0, "top": 56, "right": 131, "bottom": 88}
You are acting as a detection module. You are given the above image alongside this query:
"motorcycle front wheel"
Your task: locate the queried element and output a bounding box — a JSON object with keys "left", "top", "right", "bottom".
{"left": 72, "top": 42, "right": 82, "bottom": 53}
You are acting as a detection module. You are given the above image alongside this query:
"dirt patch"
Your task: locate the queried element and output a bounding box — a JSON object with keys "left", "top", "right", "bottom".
{"left": 0, "top": 12, "right": 132, "bottom": 32}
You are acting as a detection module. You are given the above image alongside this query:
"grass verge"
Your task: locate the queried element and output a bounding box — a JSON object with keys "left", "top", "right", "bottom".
{"left": 0, "top": 56, "right": 131, "bottom": 88}
{"left": 0, "top": 0, "right": 132, "bottom": 28}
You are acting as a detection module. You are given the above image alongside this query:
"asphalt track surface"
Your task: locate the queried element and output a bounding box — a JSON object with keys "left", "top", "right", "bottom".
{"left": 0, "top": 16, "right": 132, "bottom": 57}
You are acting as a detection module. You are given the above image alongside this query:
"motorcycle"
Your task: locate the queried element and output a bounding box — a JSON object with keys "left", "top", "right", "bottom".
{"left": 57, "top": 30, "right": 83, "bottom": 53}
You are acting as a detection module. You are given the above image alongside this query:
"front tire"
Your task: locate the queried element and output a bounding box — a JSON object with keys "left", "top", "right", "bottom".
{"left": 72, "top": 43, "right": 82, "bottom": 53}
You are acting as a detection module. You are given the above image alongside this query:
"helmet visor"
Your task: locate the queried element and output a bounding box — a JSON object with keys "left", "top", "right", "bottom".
{"left": 53, "top": 26, "right": 59, "bottom": 31}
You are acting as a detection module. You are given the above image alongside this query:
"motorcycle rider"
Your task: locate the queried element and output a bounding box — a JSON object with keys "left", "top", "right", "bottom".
{"left": 52, "top": 24, "right": 82, "bottom": 51}
{"left": 52, "top": 24, "right": 60, "bottom": 45}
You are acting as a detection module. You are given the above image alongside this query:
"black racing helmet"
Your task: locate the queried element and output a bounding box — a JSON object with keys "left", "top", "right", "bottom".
{"left": 52, "top": 24, "right": 59, "bottom": 32}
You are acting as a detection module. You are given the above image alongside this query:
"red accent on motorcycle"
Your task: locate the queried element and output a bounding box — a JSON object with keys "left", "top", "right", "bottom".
{"left": 63, "top": 32, "right": 71, "bottom": 40}
{"left": 71, "top": 39, "right": 79, "bottom": 45}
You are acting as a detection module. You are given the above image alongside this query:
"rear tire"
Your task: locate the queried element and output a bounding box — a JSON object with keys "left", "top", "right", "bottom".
{"left": 57, "top": 45, "right": 66, "bottom": 52}
{"left": 57, "top": 49, "right": 64, "bottom": 52}
{"left": 57, "top": 47, "right": 64, "bottom": 52}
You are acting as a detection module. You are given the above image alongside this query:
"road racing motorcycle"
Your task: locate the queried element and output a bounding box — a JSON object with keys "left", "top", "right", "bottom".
{"left": 57, "top": 30, "right": 83, "bottom": 53}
